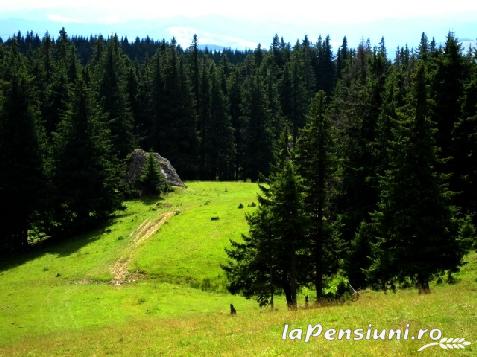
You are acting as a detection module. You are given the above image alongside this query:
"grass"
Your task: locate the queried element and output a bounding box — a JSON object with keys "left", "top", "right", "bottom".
{"left": 132, "top": 181, "right": 258, "bottom": 290}
{"left": 0, "top": 181, "right": 476, "bottom": 356}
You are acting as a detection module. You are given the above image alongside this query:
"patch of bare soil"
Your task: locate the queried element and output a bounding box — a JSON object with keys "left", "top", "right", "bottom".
{"left": 110, "top": 211, "right": 174, "bottom": 285}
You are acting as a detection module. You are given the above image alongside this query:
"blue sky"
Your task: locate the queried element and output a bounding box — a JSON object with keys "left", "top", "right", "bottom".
{"left": 0, "top": 0, "right": 476, "bottom": 52}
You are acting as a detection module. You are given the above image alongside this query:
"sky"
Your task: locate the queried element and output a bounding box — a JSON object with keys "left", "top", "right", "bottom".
{"left": 0, "top": 0, "right": 476, "bottom": 52}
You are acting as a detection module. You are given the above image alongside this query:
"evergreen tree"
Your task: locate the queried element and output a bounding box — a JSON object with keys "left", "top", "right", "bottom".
{"left": 431, "top": 33, "right": 464, "bottom": 175}
{"left": 242, "top": 75, "right": 273, "bottom": 180}
{"left": 135, "top": 64, "right": 154, "bottom": 148}
{"left": 139, "top": 152, "right": 168, "bottom": 196}
{"left": 151, "top": 45, "right": 199, "bottom": 178}
{"left": 452, "top": 69, "right": 477, "bottom": 222}
{"left": 0, "top": 71, "right": 44, "bottom": 253}
{"left": 297, "top": 91, "right": 339, "bottom": 299}
{"left": 99, "top": 36, "right": 135, "bottom": 159}
{"left": 229, "top": 70, "right": 245, "bottom": 179}
{"left": 198, "top": 59, "right": 211, "bottom": 178}
{"left": 330, "top": 42, "right": 384, "bottom": 288}
{"left": 224, "top": 147, "right": 306, "bottom": 308}
{"left": 366, "top": 64, "right": 464, "bottom": 293}
{"left": 315, "top": 35, "right": 336, "bottom": 94}
{"left": 52, "top": 79, "right": 120, "bottom": 236}
{"left": 336, "top": 36, "right": 349, "bottom": 79}
{"left": 207, "top": 65, "right": 235, "bottom": 179}
{"left": 282, "top": 60, "right": 306, "bottom": 144}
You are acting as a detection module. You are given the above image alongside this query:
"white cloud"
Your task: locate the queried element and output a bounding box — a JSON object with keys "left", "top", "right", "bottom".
{"left": 47, "top": 14, "right": 85, "bottom": 24}
{"left": 2, "top": 0, "right": 477, "bottom": 24}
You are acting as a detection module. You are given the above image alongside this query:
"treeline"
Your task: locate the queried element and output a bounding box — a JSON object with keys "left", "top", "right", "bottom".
{"left": 223, "top": 33, "right": 477, "bottom": 307}
{"left": 0, "top": 29, "right": 476, "bottom": 269}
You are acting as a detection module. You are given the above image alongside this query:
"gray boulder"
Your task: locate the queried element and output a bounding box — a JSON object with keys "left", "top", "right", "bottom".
{"left": 126, "top": 149, "right": 184, "bottom": 187}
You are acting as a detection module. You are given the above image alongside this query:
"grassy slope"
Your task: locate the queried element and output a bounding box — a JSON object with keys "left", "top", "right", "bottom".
{"left": 0, "top": 182, "right": 476, "bottom": 356}
{"left": 132, "top": 181, "right": 258, "bottom": 290}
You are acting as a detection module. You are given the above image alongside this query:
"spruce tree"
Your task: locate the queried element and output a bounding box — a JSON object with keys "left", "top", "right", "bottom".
{"left": 242, "top": 75, "right": 272, "bottom": 180}
{"left": 207, "top": 65, "right": 235, "bottom": 179}
{"left": 281, "top": 60, "right": 306, "bottom": 145}
{"left": 139, "top": 152, "right": 168, "bottom": 196}
{"left": 450, "top": 59, "right": 477, "bottom": 222}
{"left": 229, "top": 70, "right": 245, "bottom": 179}
{"left": 297, "top": 91, "right": 339, "bottom": 299}
{"left": 151, "top": 44, "right": 198, "bottom": 178}
{"left": 52, "top": 79, "right": 120, "bottom": 237}
{"left": 366, "top": 64, "right": 464, "bottom": 293}
{"left": 224, "top": 145, "right": 306, "bottom": 308}
{"left": 0, "top": 72, "right": 44, "bottom": 253}
{"left": 315, "top": 35, "right": 336, "bottom": 95}
{"left": 98, "top": 36, "right": 135, "bottom": 159}
{"left": 336, "top": 36, "right": 349, "bottom": 79}
{"left": 330, "top": 42, "right": 383, "bottom": 288}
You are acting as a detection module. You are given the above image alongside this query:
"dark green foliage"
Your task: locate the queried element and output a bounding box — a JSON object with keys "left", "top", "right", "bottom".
{"left": 1, "top": 29, "right": 475, "bottom": 294}
{"left": 207, "top": 65, "right": 235, "bottom": 179}
{"left": 431, "top": 33, "right": 464, "bottom": 162}
{"left": 451, "top": 66, "right": 477, "bottom": 223}
{"left": 229, "top": 70, "right": 245, "bottom": 179}
{"left": 139, "top": 153, "right": 168, "bottom": 196}
{"left": 150, "top": 45, "right": 199, "bottom": 179}
{"left": 365, "top": 64, "right": 464, "bottom": 293}
{"left": 315, "top": 36, "right": 336, "bottom": 95}
{"left": 297, "top": 91, "right": 340, "bottom": 299}
{"left": 0, "top": 71, "right": 44, "bottom": 253}
{"left": 281, "top": 59, "right": 307, "bottom": 144}
{"left": 223, "top": 156, "right": 306, "bottom": 308}
{"left": 98, "top": 36, "right": 135, "bottom": 159}
{"left": 241, "top": 75, "right": 273, "bottom": 181}
{"left": 51, "top": 79, "right": 121, "bottom": 237}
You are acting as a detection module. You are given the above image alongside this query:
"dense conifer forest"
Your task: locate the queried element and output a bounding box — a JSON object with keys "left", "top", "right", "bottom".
{"left": 0, "top": 29, "right": 476, "bottom": 302}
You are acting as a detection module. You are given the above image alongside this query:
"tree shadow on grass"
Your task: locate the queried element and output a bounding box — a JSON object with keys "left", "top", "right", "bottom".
{"left": 0, "top": 215, "right": 119, "bottom": 273}
{"left": 0, "top": 196, "right": 168, "bottom": 273}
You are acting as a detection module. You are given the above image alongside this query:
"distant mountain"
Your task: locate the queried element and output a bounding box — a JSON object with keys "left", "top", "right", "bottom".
{"left": 197, "top": 44, "right": 228, "bottom": 52}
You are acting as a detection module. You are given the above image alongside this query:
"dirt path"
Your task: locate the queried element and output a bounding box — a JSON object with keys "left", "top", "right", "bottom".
{"left": 111, "top": 211, "right": 174, "bottom": 285}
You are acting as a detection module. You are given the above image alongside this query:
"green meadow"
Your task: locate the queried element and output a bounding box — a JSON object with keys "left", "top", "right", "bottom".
{"left": 0, "top": 182, "right": 475, "bottom": 356}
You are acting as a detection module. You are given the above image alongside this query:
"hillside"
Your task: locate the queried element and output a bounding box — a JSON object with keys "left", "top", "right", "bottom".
{"left": 0, "top": 182, "right": 475, "bottom": 356}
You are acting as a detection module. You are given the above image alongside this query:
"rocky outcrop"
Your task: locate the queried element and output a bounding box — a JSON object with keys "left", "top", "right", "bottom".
{"left": 126, "top": 149, "right": 184, "bottom": 187}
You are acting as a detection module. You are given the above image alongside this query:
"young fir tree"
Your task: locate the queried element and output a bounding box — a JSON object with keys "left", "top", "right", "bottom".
{"left": 365, "top": 64, "right": 464, "bottom": 293}
{"left": 296, "top": 90, "right": 339, "bottom": 299}
{"left": 52, "top": 79, "right": 121, "bottom": 237}
{"left": 224, "top": 134, "right": 306, "bottom": 309}
{"left": 139, "top": 152, "right": 168, "bottom": 196}
{"left": 223, "top": 201, "right": 279, "bottom": 308}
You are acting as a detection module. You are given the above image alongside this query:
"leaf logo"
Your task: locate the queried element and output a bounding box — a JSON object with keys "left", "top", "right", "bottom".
{"left": 418, "top": 337, "right": 471, "bottom": 352}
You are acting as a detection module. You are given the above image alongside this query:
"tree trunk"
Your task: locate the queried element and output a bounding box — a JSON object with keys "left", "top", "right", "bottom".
{"left": 417, "top": 276, "right": 431, "bottom": 294}
{"left": 283, "top": 284, "right": 297, "bottom": 310}
{"left": 315, "top": 273, "right": 323, "bottom": 302}
{"left": 315, "top": 224, "right": 324, "bottom": 301}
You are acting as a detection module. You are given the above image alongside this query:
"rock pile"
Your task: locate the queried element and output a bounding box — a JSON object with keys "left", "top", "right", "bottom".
{"left": 126, "top": 149, "right": 184, "bottom": 187}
